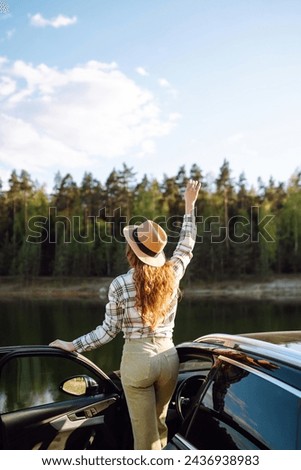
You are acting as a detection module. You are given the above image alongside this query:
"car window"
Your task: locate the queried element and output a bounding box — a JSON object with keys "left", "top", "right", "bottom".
{"left": 186, "top": 359, "right": 301, "bottom": 450}
{"left": 0, "top": 355, "right": 102, "bottom": 413}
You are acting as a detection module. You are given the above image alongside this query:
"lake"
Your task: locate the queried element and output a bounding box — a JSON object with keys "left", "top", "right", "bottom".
{"left": 1, "top": 297, "right": 301, "bottom": 372}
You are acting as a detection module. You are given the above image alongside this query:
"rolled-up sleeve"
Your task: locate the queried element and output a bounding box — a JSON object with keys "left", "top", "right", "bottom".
{"left": 171, "top": 214, "right": 197, "bottom": 281}
{"left": 72, "top": 282, "right": 124, "bottom": 353}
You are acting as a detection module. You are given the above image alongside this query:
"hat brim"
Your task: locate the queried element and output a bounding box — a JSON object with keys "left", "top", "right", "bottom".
{"left": 123, "top": 225, "right": 166, "bottom": 267}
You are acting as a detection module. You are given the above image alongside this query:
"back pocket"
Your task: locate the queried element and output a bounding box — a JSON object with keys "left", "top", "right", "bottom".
{"left": 120, "top": 351, "right": 153, "bottom": 387}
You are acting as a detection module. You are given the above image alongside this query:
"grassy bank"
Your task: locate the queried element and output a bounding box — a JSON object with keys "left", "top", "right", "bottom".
{"left": 1, "top": 275, "right": 301, "bottom": 301}
{"left": 184, "top": 275, "right": 301, "bottom": 301}
{"left": 0, "top": 276, "right": 112, "bottom": 300}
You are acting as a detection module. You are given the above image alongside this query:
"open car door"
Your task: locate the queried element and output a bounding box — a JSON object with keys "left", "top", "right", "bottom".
{"left": 0, "top": 347, "right": 132, "bottom": 450}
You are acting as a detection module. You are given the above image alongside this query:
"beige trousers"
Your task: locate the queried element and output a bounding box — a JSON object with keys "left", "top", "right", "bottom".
{"left": 120, "top": 337, "right": 179, "bottom": 450}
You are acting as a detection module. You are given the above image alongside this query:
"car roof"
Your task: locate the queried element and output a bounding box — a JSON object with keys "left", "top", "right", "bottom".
{"left": 174, "top": 331, "right": 301, "bottom": 391}
{"left": 193, "top": 331, "right": 301, "bottom": 367}
{"left": 242, "top": 330, "right": 301, "bottom": 351}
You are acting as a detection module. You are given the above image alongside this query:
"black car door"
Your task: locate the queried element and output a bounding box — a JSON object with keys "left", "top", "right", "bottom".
{"left": 0, "top": 347, "right": 132, "bottom": 450}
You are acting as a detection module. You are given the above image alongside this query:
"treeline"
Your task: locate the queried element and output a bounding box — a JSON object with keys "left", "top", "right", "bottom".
{"left": 0, "top": 160, "right": 300, "bottom": 281}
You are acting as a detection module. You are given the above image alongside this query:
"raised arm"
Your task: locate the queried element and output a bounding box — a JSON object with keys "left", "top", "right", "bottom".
{"left": 171, "top": 180, "right": 201, "bottom": 280}
{"left": 184, "top": 179, "right": 201, "bottom": 216}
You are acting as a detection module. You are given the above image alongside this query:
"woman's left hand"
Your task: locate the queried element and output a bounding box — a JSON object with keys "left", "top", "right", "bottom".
{"left": 49, "top": 339, "right": 76, "bottom": 352}
{"left": 184, "top": 179, "right": 201, "bottom": 213}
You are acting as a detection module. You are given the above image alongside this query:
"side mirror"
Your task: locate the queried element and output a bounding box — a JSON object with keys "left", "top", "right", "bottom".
{"left": 60, "top": 375, "right": 99, "bottom": 396}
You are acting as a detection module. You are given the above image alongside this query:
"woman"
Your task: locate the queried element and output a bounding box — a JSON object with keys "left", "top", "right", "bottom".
{"left": 50, "top": 179, "right": 200, "bottom": 450}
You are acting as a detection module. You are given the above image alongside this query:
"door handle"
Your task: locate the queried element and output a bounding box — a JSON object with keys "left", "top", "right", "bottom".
{"left": 68, "top": 397, "right": 117, "bottom": 421}
{"left": 51, "top": 396, "right": 118, "bottom": 430}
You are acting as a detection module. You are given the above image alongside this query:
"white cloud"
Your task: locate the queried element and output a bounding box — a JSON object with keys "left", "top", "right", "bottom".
{"left": 29, "top": 13, "right": 77, "bottom": 28}
{"left": 0, "top": 76, "right": 16, "bottom": 96}
{"left": 158, "top": 78, "right": 171, "bottom": 88}
{"left": 136, "top": 67, "right": 149, "bottom": 77}
{"left": 0, "top": 114, "right": 87, "bottom": 172}
{"left": 0, "top": 59, "right": 179, "bottom": 184}
{"left": 0, "top": 56, "right": 8, "bottom": 66}
{"left": 168, "top": 112, "right": 181, "bottom": 122}
{"left": 158, "top": 77, "right": 178, "bottom": 98}
{"left": 226, "top": 133, "right": 245, "bottom": 144}
{"left": 139, "top": 140, "right": 156, "bottom": 155}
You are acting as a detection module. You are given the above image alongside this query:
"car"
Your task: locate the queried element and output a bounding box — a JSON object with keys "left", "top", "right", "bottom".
{"left": 0, "top": 331, "right": 301, "bottom": 450}
{"left": 167, "top": 331, "right": 301, "bottom": 450}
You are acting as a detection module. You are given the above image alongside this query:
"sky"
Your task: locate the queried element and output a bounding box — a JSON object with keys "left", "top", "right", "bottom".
{"left": 0, "top": 0, "right": 300, "bottom": 192}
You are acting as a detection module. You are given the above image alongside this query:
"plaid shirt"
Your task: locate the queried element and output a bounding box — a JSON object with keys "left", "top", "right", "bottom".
{"left": 73, "top": 214, "right": 196, "bottom": 352}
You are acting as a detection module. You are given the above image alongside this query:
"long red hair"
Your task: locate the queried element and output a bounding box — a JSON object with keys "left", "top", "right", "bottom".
{"left": 126, "top": 246, "right": 177, "bottom": 330}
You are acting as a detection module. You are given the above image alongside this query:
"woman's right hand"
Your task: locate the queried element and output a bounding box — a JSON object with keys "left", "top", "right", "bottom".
{"left": 49, "top": 339, "right": 76, "bottom": 352}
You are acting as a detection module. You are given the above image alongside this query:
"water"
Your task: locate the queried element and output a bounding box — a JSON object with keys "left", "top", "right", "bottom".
{"left": 1, "top": 297, "right": 301, "bottom": 372}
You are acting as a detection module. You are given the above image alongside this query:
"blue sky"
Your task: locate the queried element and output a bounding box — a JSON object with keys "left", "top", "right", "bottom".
{"left": 0, "top": 0, "right": 301, "bottom": 191}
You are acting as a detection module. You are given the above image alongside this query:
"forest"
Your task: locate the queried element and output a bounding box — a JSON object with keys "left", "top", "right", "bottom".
{"left": 0, "top": 160, "right": 300, "bottom": 281}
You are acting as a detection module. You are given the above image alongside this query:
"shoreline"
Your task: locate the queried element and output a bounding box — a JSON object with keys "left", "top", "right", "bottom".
{"left": 0, "top": 275, "right": 301, "bottom": 301}
{"left": 184, "top": 277, "right": 301, "bottom": 301}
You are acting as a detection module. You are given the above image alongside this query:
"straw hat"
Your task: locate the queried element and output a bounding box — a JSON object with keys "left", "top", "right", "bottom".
{"left": 123, "top": 220, "right": 167, "bottom": 267}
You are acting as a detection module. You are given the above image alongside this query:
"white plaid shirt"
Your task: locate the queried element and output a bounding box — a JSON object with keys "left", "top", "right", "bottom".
{"left": 73, "top": 214, "right": 196, "bottom": 352}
